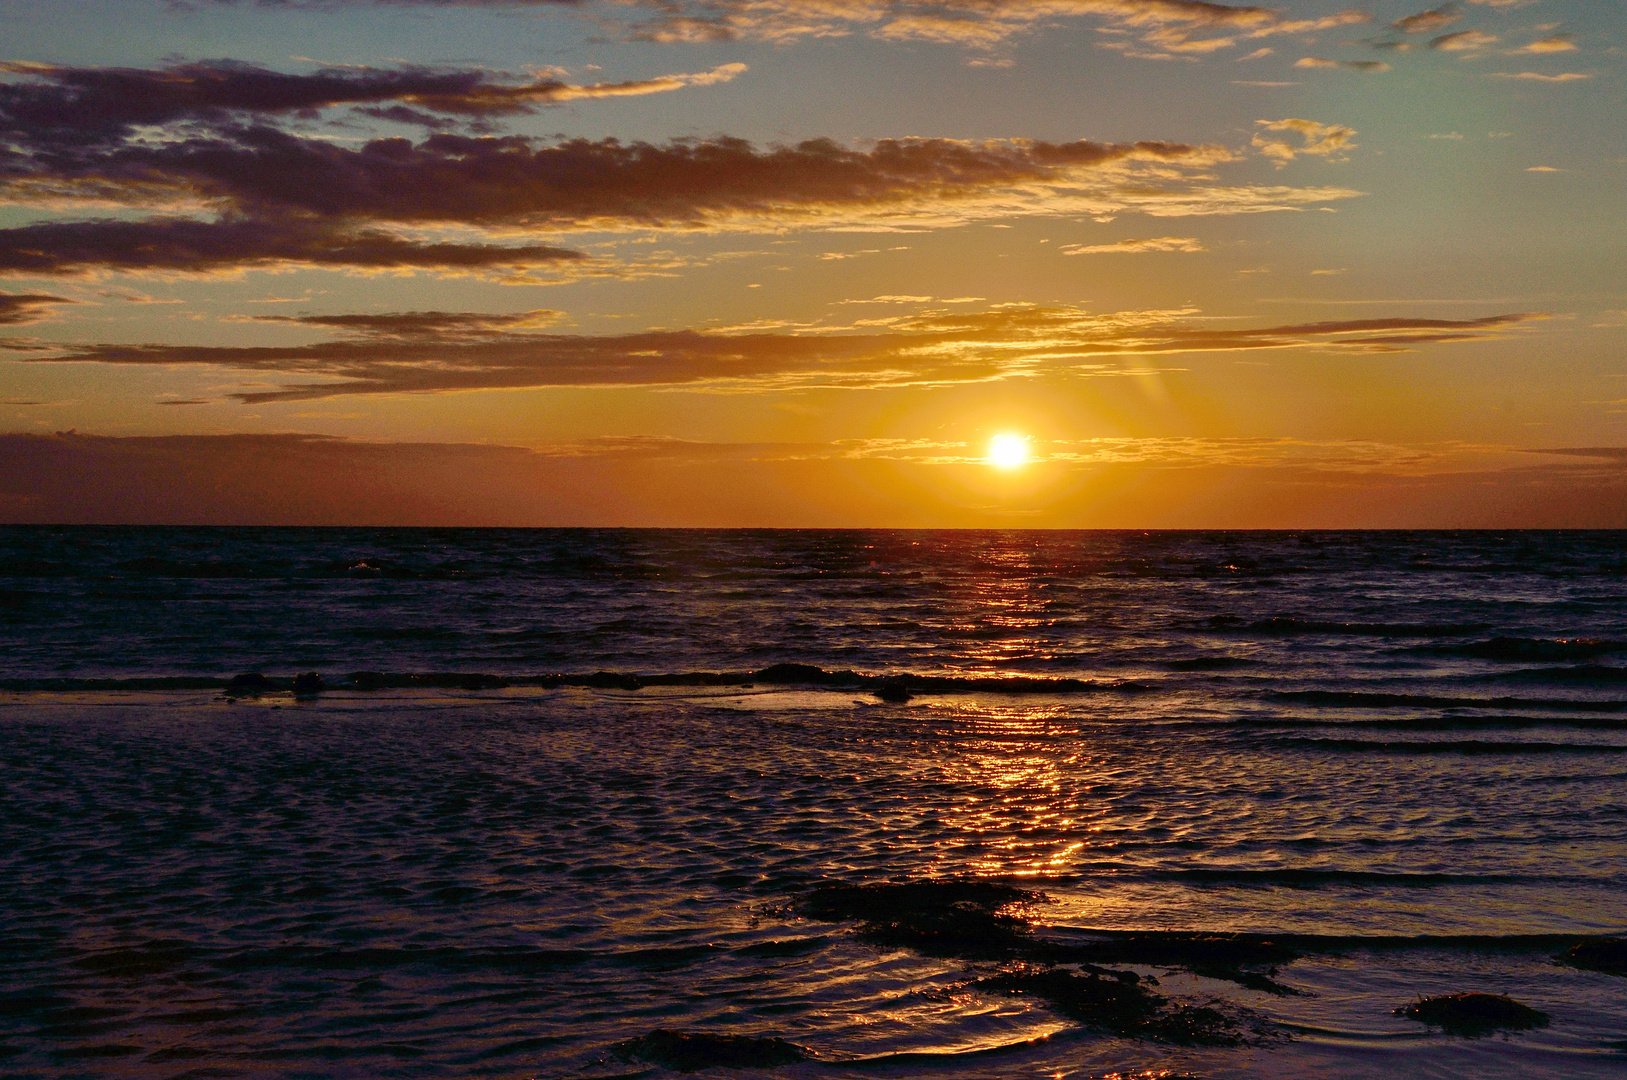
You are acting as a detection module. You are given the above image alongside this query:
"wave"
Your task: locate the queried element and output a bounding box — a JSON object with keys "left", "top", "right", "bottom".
{"left": 66, "top": 942, "right": 597, "bottom": 978}
{"left": 1045, "top": 926, "right": 1620, "bottom": 954}
{"left": 1411, "top": 637, "right": 1627, "bottom": 662}
{"left": 0, "top": 675, "right": 229, "bottom": 691}
{"left": 1269, "top": 690, "right": 1627, "bottom": 712}
{"left": 0, "top": 664, "right": 1151, "bottom": 697}
{"left": 1492, "top": 665, "right": 1627, "bottom": 685}
{"left": 1221, "top": 715, "right": 1627, "bottom": 731}
{"left": 614, "top": 1030, "right": 813, "bottom": 1071}
{"left": 1206, "top": 615, "right": 1490, "bottom": 637}
{"left": 1115, "top": 867, "right": 1567, "bottom": 886}
{"left": 842, "top": 1033, "right": 1063, "bottom": 1068}
{"left": 1265, "top": 736, "right": 1627, "bottom": 755}
{"left": 1163, "top": 656, "right": 1258, "bottom": 671}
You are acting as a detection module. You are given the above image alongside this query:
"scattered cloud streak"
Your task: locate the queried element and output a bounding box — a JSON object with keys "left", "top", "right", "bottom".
{"left": 0, "top": 58, "right": 748, "bottom": 133}
{"left": 0, "top": 216, "right": 585, "bottom": 277}
{"left": 1511, "top": 36, "right": 1576, "bottom": 54}
{"left": 1060, "top": 236, "right": 1204, "bottom": 254}
{"left": 1391, "top": 5, "right": 1462, "bottom": 35}
{"left": 1493, "top": 71, "right": 1591, "bottom": 82}
{"left": 251, "top": 308, "right": 564, "bottom": 337}
{"left": 0, "top": 291, "right": 74, "bottom": 325}
{"left": 1252, "top": 118, "right": 1357, "bottom": 164}
{"left": 1295, "top": 58, "right": 1391, "bottom": 72}
{"left": 197, "top": 0, "right": 1377, "bottom": 61}
{"left": 25, "top": 305, "right": 1546, "bottom": 401}
{"left": 581, "top": 0, "right": 1368, "bottom": 59}
{"left": 1429, "top": 29, "right": 1499, "bottom": 51}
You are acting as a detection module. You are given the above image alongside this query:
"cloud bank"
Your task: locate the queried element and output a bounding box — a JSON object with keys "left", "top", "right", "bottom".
{"left": 4, "top": 430, "right": 1623, "bottom": 528}
{"left": 0, "top": 61, "right": 1362, "bottom": 278}
{"left": 24, "top": 306, "right": 1547, "bottom": 401}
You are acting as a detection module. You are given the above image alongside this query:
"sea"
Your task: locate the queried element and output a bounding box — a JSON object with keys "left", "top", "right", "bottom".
{"left": 1, "top": 527, "right": 1625, "bottom": 1080}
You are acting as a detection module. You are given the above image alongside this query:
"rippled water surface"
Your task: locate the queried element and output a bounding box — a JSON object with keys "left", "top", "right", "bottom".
{"left": 2, "top": 528, "right": 1625, "bottom": 1078}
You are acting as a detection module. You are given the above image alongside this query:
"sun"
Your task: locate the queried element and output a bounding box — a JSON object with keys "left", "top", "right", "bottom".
{"left": 987, "top": 433, "right": 1030, "bottom": 470}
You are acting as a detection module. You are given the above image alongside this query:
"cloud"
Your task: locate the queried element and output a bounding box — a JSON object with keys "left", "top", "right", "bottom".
{"left": 1391, "top": 4, "right": 1461, "bottom": 34}
{"left": 1512, "top": 35, "right": 1577, "bottom": 54}
{"left": 1252, "top": 118, "right": 1357, "bottom": 164}
{"left": 0, "top": 291, "right": 75, "bottom": 325}
{"left": 0, "top": 216, "right": 586, "bottom": 277}
{"left": 2, "top": 106, "right": 1225, "bottom": 228}
{"left": 251, "top": 308, "right": 563, "bottom": 338}
{"left": 193, "top": 0, "right": 1377, "bottom": 63}
{"left": 0, "top": 59, "right": 1365, "bottom": 283}
{"left": 200, "top": 0, "right": 1360, "bottom": 63}
{"left": 1430, "top": 29, "right": 1499, "bottom": 50}
{"left": 1295, "top": 58, "right": 1391, "bottom": 71}
{"left": 0, "top": 64, "right": 1363, "bottom": 279}
{"left": 1060, "top": 236, "right": 1204, "bottom": 254}
{"left": 1526, "top": 447, "right": 1627, "bottom": 461}
{"left": 1247, "top": 11, "right": 1369, "bottom": 37}
{"left": 23, "top": 305, "right": 1547, "bottom": 402}
{"left": 0, "top": 59, "right": 748, "bottom": 142}
{"left": 612, "top": 0, "right": 1367, "bottom": 57}
{"left": 1493, "top": 71, "right": 1591, "bottom": 82}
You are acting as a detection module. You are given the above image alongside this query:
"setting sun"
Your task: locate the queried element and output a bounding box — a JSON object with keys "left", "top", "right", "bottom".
{"left": 987, "top": 434, "right": 1031, "bottom": 470}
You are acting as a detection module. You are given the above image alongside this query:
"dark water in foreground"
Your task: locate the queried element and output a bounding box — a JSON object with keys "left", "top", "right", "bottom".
{"left": 2, "top": 528, "right": 1626, "bottom": 1079}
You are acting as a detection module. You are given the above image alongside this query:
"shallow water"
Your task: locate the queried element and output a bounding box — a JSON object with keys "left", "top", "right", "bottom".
{"left": 2, "top": 528, "right": 1625, "bottom": 1078}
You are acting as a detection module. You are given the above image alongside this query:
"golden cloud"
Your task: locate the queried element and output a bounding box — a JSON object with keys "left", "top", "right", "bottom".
{"left": 25, "top": 305, "right": 1549, "bottom": 402}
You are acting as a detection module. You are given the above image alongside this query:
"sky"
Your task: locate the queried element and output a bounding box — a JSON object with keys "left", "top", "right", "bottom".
{"left": 0, "top": 0, "right": 1622, "bottom": 526}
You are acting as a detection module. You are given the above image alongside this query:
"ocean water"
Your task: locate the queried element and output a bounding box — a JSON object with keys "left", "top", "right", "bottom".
{"left": 1, "top": 527, "right": 1625, "bottom": 1079}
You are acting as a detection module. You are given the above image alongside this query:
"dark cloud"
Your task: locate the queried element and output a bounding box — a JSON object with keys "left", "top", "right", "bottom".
{"left": 1295, "top": 58, "right": 1391, "bottom": 72}
{"left": 252, "top": 308, "right": 562, "bottom": 338}
{"left": 0, "top": 291, "right": 74, "bottom": 325}
{"left": 1428, "top": 29, "right": 1497, "bottom": 51}
{"left": 1390, "top": 4, "right": 1461, "bottom": 34}
{"left": 0, "top": 431, "right": 558, "bottom": 525}
{"left": 0, "top": 59, "right": 1362, "bottom": 278}
{"left": 8, "top": 122, "right": 1215, "bottom": 227}
{"left": 0, "top": 215, "right": 583, "bottom": 276}
{"left": 2, "top": 72, "right": 1281, "bottom": 274}
{"left": 0, "top": 59, "right": 748, "bottom": 148}
{"left": 27, "top": 306, "right": 1546, "bottom": 402}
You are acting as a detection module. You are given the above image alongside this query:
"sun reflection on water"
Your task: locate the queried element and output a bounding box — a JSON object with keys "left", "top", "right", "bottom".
{"left": 928, "top": 704, "right": 1105, "bottom": 880}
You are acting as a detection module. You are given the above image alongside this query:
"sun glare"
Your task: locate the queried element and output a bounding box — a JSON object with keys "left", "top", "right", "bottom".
{"left": 988, "top": 434, "right": 1030, "bottom": 470}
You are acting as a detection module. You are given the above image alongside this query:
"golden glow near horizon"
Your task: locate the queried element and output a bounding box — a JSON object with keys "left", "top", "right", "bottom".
{"left": 988, "top": 434, "right": 1031, "bottom": 470}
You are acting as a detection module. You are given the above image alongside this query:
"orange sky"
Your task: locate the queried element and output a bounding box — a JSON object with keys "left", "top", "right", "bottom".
{"left": 0, "top": 0, "right": 1622, "bottom": 525}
